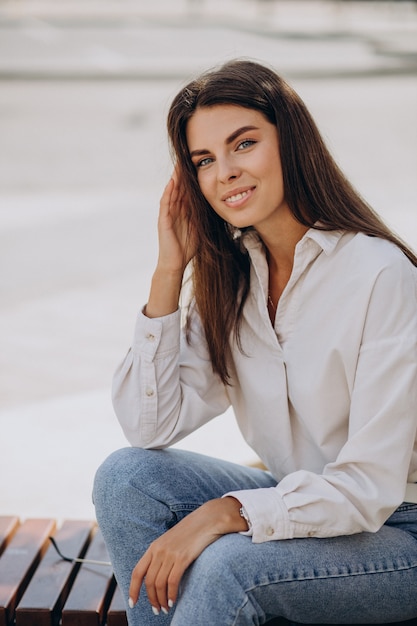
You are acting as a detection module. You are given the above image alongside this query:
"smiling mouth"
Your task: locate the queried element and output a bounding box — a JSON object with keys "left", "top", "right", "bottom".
{"left": 224, "top": 188, "right": 254, "bottom": 203}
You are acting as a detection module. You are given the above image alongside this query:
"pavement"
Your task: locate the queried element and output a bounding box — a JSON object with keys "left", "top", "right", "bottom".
{"left": 1, "top": 0, "right": 417, "bottom": 79}
{"left": 1, "top": 0, "right": 417, "bottom": 523}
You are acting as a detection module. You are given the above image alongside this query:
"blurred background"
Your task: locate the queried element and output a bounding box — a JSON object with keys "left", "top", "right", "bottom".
{"left": 1, "top": 0, "right": 417, "bottom": 521}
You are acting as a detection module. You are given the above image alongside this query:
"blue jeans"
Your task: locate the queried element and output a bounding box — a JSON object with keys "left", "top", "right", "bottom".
{"left": 93, "top": 447, "right": 417, "bottom": 625}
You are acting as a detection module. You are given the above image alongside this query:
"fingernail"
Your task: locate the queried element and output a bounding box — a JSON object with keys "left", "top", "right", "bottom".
{"left": 152, "top": 606, "right": 160, "bottom": 616}
{"left": 128, "top": 597, "right": 135, "bottom": 609}
{"left": 168, "top": 599, "right": 174, "bottom": 608}
{"left": 161, "top": 607, "right": 169, "bottom": 615}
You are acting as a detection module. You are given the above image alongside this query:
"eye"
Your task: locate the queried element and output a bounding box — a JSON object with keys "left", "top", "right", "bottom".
{"left": 196, "top": 156, "right": 213, "bottom": 168}
{"left": 237, "top": 139, "right": 256, "bottom": 150}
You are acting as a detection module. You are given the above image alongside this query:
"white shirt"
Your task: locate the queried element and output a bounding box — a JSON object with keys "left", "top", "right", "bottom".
{"left": 112, "top": 229, "right": 417, "bottom": 543}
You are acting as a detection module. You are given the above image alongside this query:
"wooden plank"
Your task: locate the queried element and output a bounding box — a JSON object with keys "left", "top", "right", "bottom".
{"left": 62, "top": 528, "right": 115, "bottom": 626}
{"left": 15, "top": 519, "right": 95, "bottom": 626}
{"left": 107, "top": 585, "right": 127, "bottom": 626}
{"left": 0, "top": 517, "right": 20, "bottom": 557}
{"left": 0, "top": 518, "right": 56, "bottom": 626}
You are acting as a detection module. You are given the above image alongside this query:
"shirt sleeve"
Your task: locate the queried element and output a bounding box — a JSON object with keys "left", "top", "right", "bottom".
{"left": 112, "top": 307, "right": 230, "bottom": 448}
{"left": 227, "top": 255, "right": 417, "bottom": 542}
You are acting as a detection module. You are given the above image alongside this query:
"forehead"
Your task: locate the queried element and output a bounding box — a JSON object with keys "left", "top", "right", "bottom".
{"left": 186, "top": 104, "right": 272, "bottom": 148}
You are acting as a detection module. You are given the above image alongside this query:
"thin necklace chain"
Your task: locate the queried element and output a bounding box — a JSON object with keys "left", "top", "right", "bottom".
{"left": 267, "top": 293, "right": 277, "bottom": 312}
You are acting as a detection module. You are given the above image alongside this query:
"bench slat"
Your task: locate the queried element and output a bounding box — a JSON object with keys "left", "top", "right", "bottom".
{"left": 0, "top": 518, "right": 56, "bottom": 626}
{"left": 15, "top": 519, "right": 95, "bottom": 626}
{"left": 62, "top": 528, "right": 115, "bottom": 626}
{"left": 0, "top": 517, "right": 20, "bottom": 557}
{"left": 107, "top": 584, "right": 128, "bottom": 626}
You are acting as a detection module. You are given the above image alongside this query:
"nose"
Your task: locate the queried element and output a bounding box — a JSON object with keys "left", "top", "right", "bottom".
{"left": 217, "top": 156, "right": 240, "bottom": 184}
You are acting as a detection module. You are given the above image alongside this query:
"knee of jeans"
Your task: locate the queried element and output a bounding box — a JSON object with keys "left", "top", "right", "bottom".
{"left": 93, "top": 447, "right": 143, "bottom": 512}
{"left": 93, "top": 446, "right": 172, "bottom": 512}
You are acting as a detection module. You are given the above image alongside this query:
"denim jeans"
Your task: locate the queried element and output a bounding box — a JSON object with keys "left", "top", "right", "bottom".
{"left": 93, "top": 447, "right": 417, "bottom": 625}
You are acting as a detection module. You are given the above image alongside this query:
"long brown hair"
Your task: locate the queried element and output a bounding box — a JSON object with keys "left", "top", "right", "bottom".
{"left": 167, "top": 59, "right": 417, "bottom": 384}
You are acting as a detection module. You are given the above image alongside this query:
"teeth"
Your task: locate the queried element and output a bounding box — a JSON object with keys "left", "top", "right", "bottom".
{"left": 226, "top": 191, "right": 249, "bottom": 203}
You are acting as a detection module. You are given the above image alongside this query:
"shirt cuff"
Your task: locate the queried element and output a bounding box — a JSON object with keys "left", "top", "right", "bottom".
{"left": 224, "top": 487, "right": 291, "bottom": 543}
{"left": 132, "top": 307, "right": 181, "bottom": 361}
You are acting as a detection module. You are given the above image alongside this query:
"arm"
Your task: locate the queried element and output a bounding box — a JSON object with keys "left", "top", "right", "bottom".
{"left": 112, "top": 308, "right": 230, "bottom": 447}
{"left": 228, "top": 255, "right": 417, "bottom": 542}
{"left": 112, "top": 175, "right": 230, "bottom": 447}
{"left": 120, "top": 176, "right": 239, "bottom": 613}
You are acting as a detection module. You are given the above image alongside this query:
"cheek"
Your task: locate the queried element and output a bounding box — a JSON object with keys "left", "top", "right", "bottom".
{"left": 266, "top": 157, "right": 284, "bottom": 193}
{"left": 197, "top": 173, "right": 214, "bottom": 203}
{"left": 197, "top": 177, "right": 225, "bottom": 219}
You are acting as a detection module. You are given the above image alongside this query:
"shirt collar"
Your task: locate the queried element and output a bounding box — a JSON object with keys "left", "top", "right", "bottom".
{"left": 240, "top": 226, "right": 345, "bottom": 256}
{"left": 303, "top": 227, "right": 345, "bottom": 256}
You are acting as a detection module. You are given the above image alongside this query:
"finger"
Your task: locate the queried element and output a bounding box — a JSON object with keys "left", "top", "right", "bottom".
{"left": 154, "top": 554, "right": 189, "bottom": 612}
{"left": 166, "top": 561, "right": 184, "bottom": 608}
{"left": 169, "top": 168, "right": 187, "bottom": 210}
{"left": 152, "top": 564, "right": 172, "bottom": 614}
{"left": 144, "top": 552, "right": 178, "bottom": 614}
{"left": 170, "top": 177, "right": 181, "bottom": 211}
{"left": 146, "top": 560, "right": 183, "bottom": 616}
{"left": 158, "top": 180, "right": 178, "bottom": 231}
{"left": 172, "top": 162, "right": 181, "bottom": 183}
{"left": 129, "top": 553, "right": 151, "bottom": 607}
{"left": 159, "top": 177, "right": 175, "bottom": 211}
{"left": 161, "top": 177, "right": 186, "bottom": 224}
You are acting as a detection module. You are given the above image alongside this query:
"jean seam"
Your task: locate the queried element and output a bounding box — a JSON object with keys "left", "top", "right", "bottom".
{"left": 168, "top": 503, "right": 203, "bottom": 512}
{"left": 231, "top": 595, "right": 250, "bottom": 626}
{"left": 231, "top": 563, "right": 417, "bottom": 625}
{"left": 242, "top": 560, "right": 417, "bottom": 595}
{"left": 126, "top": 476, "right": 202, "bottom": 512}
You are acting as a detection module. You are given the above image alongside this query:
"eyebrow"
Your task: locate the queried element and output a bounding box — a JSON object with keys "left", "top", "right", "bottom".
{"left": 189, "top": 125, "right": 259, "bottom": 159}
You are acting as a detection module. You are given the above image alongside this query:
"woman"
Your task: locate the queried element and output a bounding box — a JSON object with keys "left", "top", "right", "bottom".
{"left": 93, "top": 59, "right": 417, "bottom": 625}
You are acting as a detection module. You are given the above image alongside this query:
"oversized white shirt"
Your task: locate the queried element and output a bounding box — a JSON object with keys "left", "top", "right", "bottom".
{"left": 112, "top": 228, "right": 417, "bottom": 543}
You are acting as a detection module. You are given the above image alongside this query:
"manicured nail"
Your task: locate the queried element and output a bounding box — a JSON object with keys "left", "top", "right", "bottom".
{"left": 161, "top": 607, "right": 169, "bottom": 615}
{"left": 152, "top": 606, "right": 160, "bottom": 616}
{"left": 128, "top": 597, "right": 135, "bottom": 609}
{"left": 168, "top": 599, "right": 174, "bottom": 608}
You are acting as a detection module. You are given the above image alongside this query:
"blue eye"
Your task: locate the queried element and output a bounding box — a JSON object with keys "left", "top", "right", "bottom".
{"left": 197, "top": 157, "right": 213, "bottom": 168}
{"left": 237, "top": 139, "right": 255, "bottom": 150}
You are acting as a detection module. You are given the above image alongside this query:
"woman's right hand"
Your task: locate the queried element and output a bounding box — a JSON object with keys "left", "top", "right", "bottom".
{"left": 156, "top": 172, "right": 197, "bottom": 275}
{"left": 145, "top": 172, "right": 197, "bottom": 318}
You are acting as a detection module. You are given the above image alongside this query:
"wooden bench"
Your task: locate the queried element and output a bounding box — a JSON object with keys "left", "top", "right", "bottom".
{"left": 0, "top": 516, "right": 126, "bottom": 626}
{"left": 1, "top": 516, "right": 416, "bottom": 626}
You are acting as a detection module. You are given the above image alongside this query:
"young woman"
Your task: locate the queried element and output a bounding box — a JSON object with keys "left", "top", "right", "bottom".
{"left": 93, "top": 59, "right": 417, "bottom": 625}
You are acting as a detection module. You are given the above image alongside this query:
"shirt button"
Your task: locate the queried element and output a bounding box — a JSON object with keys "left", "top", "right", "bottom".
{"left": 266, "top": 527, "right": 274, "bottom": 537}
{"left": 307, "top": 531, "right": 314, "bottom": 537}
{"left": 145, "top": 387, "right": 155, "bottom": 397}
{"left": 146, "top": 333, "right": 155, "bottom": 341}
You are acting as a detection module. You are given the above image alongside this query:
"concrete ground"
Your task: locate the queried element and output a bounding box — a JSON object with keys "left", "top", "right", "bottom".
{"left": 1, "top": 0, "right": 417, "bottom": 522}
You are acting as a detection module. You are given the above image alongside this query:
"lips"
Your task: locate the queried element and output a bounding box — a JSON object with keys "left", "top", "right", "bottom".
{"left": 222, "top": 186, "right": 255, "bottom": 204}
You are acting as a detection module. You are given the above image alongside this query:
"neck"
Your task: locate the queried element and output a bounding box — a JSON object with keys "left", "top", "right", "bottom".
{"left": 256, "top": 212, "right": 309, "bottom": 319}
{"left": 257, "top": 213, "right": 309, "bottom": 270}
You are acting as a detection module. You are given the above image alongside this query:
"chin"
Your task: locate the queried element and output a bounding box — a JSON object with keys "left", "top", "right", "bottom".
{"left": 228, "top": 218, "right": 254, "bottom": 230}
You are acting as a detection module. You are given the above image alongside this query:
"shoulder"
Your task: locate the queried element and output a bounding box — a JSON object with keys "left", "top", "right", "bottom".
{"left": 345, "top": 235, "right": 417, "bottom": 317}
{"left": 315, "top": 232, "right": 417, "bottom": 314}
{"left": 338, "top": 232, "right": 416, "bottom": 278}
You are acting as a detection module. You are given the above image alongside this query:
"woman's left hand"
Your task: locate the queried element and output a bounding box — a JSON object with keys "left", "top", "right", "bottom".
{"left": 128, "top": 496, "right": 246, "bottom": 614}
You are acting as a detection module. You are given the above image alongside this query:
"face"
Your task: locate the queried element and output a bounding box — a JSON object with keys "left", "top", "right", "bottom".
{"left": 186, "top": 104, "right": 289, "bottom": 232}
